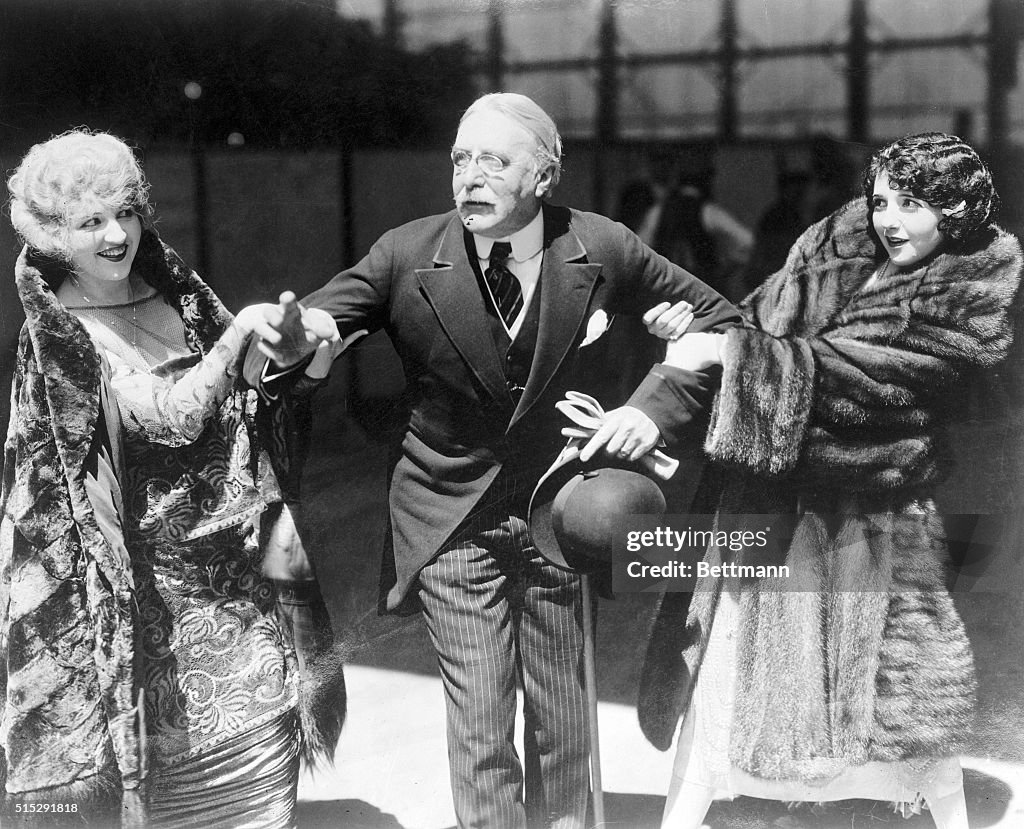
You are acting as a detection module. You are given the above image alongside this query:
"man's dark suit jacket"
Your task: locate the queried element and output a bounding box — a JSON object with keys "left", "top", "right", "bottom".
{"left": 302, "top": 204, "right": 739, "bottom": 611}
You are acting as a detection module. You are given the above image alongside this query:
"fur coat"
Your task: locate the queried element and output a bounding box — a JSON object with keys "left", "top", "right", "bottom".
{"left": 0, "top": 231, "right": 321, "bottom": 813}
{"left": 638, "top": 199, "right": 1023, "bottom": 781}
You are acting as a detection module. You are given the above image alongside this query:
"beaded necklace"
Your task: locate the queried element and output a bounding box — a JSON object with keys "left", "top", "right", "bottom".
{"left": 69, "top": 273, "right": 144, "bottom": 359}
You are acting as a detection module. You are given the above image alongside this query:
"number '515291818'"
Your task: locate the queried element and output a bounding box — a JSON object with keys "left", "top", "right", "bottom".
{"left": 14, "top": 803, "right": 79, "bottom": 813}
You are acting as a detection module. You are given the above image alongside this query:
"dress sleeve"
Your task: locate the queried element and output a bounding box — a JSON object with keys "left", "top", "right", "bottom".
{"left": 105, "top": 322, "right": 250, "bottom": 447}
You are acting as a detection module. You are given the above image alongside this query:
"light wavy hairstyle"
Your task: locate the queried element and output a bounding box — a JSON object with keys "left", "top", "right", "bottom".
{"left": 461, "top": 92, "right": 563, "bottom": 191}
{"left": 7, "top": 128, "right": 154, "bottom": 259}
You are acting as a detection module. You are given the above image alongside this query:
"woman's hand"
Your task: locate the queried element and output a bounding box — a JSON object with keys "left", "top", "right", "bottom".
{"left": 234, "top": 301, "right": 340, "bottom": 344}
{"left": 236, "top": 293, "right": 348, "bottom": 370}
{"left": 664, "top": 331, "right": 727, "bottom": 371}
{"left": 246, "top": 292, "right": 325, "bottom": 368}
{"left": 643, "top": 300, "right": 694, "bottom": 341}
{"left": 233, "top": 302, "right": 278, "bottom": 335}
{"left": 234, "top": 300, "right": 339, "bottom": 341}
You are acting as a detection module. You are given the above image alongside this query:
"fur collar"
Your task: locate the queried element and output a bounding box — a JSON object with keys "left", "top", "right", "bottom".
{"left": 751, "top": 199, "right": 1023, "bottom": 365}
{"left": 13, "top": 231, "right": 235, "bottom": 502}
{"left": 18, "top": 228, "right": 235, "bottom": 356}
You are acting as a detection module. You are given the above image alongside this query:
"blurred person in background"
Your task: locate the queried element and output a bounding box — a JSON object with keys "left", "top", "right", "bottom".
{"left": 804, "top": 132, "right": 859, "bottom": 225}
{"left": 619, "top": 149, "right": 754, "bottom": 303}
{"left": 251, "top": 92, "right": 740, "bottom": 829}
{"left": 640, "top": 132, "right": 1022, "bottom": 829}
{"left": 741, "top": 167, "right": 811, "bottom": 295}
{"left": 1, "top": 130, "right": 346, "bottom": 827}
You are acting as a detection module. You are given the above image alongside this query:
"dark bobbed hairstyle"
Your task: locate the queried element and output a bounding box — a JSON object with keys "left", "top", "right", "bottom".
{"left": 862, "top": 132, "right": 998, "bottom": 248}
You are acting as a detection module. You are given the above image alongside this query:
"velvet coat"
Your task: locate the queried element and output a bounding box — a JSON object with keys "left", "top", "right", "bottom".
{"left": 0, "top": 232, "right": 311, "bottom": 813}
{"left": 638, "top": 199, "right": 1022, "bottom": 781}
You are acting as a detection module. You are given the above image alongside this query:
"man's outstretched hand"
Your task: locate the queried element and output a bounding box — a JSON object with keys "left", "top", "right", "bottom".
{"left": 250, "top": 291, "right": 337, "bottom": 368}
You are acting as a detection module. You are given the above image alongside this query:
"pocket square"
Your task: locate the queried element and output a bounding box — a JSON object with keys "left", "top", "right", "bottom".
{"left": 579, "top": 309, "right": 613, "bottom": 347}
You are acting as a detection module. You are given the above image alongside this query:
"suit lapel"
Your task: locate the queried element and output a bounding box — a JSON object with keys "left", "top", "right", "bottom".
{"left": 415, "top": 215, "right": 510, "bottom": 402}
{"left": 511, "top": 207, "right": 601, "bottom": 428}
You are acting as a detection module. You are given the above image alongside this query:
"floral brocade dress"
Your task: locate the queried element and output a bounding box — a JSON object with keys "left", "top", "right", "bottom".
{"left": 73, "top": 293, "right": 300, "bottom": 828}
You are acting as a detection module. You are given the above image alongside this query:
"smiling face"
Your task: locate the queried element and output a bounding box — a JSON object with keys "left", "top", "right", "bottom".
{"left": 452, "top": 109, "right": 553, "bottom": 239}
{"left": 871, "top": 173, "right": 945, "bottom": 269}
{"left": 68, "top": 197, "right": 142, "bottom": 286}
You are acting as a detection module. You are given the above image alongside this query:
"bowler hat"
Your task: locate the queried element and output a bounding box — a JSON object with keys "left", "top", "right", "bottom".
{"left": 528, "top": 446, "right": 667, "bottom": 573}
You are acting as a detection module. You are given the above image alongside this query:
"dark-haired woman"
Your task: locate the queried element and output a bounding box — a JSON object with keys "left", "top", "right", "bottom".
{"left": 642, "top": 132, "right": 1022, "bottom": 829}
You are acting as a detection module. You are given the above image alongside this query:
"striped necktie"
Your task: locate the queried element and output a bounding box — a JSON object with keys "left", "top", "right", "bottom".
{"left": 485, "top": 241, "right": 523, "bottom": 328}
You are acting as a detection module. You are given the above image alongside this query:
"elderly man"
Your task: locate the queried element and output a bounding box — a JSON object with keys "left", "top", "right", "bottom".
{"left": 255, "top": 93, "right": 738, "bottom": 828}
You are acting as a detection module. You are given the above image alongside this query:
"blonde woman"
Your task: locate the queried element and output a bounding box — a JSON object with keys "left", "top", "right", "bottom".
{"left": 2, "top": 130, "right": 346, "bottom": 827}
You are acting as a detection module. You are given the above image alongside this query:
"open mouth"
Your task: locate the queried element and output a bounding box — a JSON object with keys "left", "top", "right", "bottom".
{"left": 885, "top": 236, "right": 907, "bottom": 249}
{"left": 97, "top": 245, "right": 129, "bottom": 262}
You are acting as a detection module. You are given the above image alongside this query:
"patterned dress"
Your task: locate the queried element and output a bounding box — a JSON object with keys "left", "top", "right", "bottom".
{"left": 74, "top": 293, "right": 300, "bottom": 828}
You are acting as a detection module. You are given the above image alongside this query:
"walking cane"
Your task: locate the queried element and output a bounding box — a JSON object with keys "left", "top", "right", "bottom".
{"left": 581, "top": 573, "right": 605, "bottom": 827}
{"left": 546, "top": 392, "right": 681, "bottom": 828}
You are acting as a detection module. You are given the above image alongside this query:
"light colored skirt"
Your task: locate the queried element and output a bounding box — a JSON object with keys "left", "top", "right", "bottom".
{"left": 147, "top": 709, "right": 300, "bottom": 829}
{"left": 668, "top": 589, "right": 962, "bottom": 813}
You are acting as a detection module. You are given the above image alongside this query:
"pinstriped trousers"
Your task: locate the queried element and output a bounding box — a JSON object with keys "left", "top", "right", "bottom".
{"left": 417, "top": 502, "right": 590, "bottom": 829}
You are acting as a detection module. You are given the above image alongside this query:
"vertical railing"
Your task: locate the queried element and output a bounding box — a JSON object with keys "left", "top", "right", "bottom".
{"left": 485, "top": 0, "right": 505, "bottom": 93}
{"left": 847, "top": 0, "right": 870, "bottom": 144}
{"left": 185, "top": 81, "right": 210, "bottom": 277}
{"left": 383, "top": 0, "right": 404, "bottom": 50}
{"left": 593, "top": 0, "right": 618, "bottom": 214}
{"left": 340, "top": 143, "right": 355, "bottom": 269}
{"left": 719, "top": 0, "right": 739, "bottom": 142}
{"left": 987, "top": 0, "right": 1022, "bottom": 156}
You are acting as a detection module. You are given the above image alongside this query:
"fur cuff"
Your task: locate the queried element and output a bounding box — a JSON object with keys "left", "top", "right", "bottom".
{"left": 273, "top": 579, "right": 347, "bottom": 768}
{"left": 297, "top": 644, "right": 347, "bottom": 769}
{"left": 705, "top": 328, "right": 815, "bottom": 476}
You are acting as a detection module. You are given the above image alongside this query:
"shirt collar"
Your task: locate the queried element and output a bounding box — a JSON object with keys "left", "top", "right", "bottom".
{"left": 472, "top": 209, "right": 545, "bottom": 263}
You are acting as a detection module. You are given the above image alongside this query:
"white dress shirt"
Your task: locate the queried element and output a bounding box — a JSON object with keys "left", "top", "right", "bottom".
{"left": 473, "top": 210, "right": 545, "bottom": 340}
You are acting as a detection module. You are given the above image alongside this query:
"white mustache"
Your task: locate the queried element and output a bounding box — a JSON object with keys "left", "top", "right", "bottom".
{"left": 456, "top": 195, "right": 493, "bottom": 207}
